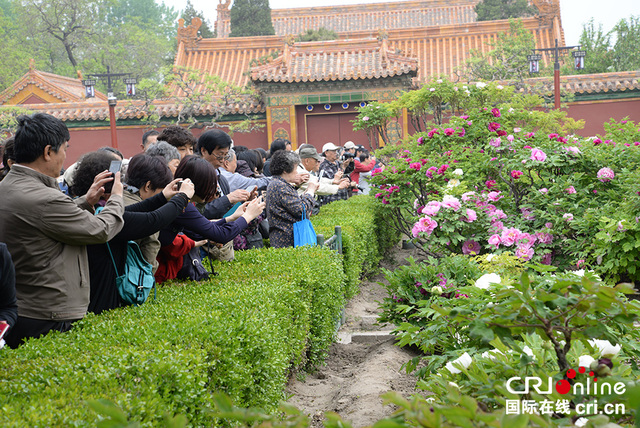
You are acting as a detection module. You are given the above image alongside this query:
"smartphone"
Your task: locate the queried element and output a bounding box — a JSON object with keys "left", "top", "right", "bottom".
{"left": 104, "top": 160, "right": 122, "bottom": 193}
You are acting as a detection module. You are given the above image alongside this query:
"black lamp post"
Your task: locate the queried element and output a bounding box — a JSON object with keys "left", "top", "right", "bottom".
{"left": 82, "top": 66, "right": 137, "bottom": 150}
{"left": 528, "top": 39, "right": 586, "bottom": 109}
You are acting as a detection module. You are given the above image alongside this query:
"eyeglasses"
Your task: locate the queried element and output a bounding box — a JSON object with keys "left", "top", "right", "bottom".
{"left": 213, "top": 153, "right": 226, "bottom": 161}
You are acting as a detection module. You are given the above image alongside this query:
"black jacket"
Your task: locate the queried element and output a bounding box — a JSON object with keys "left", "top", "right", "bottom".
{"left": 0, "top": 243, "right": 17, "bottom": 328}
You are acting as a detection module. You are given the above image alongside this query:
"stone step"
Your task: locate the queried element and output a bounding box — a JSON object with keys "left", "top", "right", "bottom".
{"left": 336, "top": 331, "right": 395, "bottom": 345}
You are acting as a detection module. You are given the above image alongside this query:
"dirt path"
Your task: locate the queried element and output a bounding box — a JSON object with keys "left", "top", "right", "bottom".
{"left": 286, "top": 245, "right": 422, "bottom": 427}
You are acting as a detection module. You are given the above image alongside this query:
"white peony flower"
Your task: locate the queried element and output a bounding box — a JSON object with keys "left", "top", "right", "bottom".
{"left": 588, "top": 339, "right": 622, "bottom": 358}
{"left": 575, "top": 417, "right": 588, "bottom": 427}
{"left": 474, "top": 273, "right": 501, "bottom": 289}
{"left": 481, "top": 349, "right": 504, "bottom": 360}
{"left": 522, "top": 345, "right": 535, "bottom": 359}
{"left": 453, "top": 168, "right": 464, "bottom": 176}
{"left": 446, "top": 179, "right": 460, "bottom": 189}
{"left": 445, "top": 352, "right": 472, "bottom": 374}
{"left": 578, "top": 355, "right": 595, "bottom": 368}
{"left": 431, "top": 286, "right": 443, "bottom": 295}
{"left": 485, "top": 254, "right": 496, "bottom": 262}
{"left": 448, "top": 381, "right": 460, "bottom": 389}
{"left": 476, "top": 82, "right": 487, "bottom": 89}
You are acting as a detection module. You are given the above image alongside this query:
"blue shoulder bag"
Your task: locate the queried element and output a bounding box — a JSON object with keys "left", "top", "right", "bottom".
{"left": 293, "top": 202, "right": 317, "bottom": 247}
{"left": 106, "top": 241, "right": 155, "bottom": 305}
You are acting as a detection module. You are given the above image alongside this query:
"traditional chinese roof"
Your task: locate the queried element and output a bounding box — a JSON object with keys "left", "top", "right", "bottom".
{"left": 175, "top": 17, "right": 563, "bottom": 89}
{"left": 0, "top": 62, "right": 107, "bottom": 105}
{"left": 250, "top": 38, "right": 418, "bottom": 83}
{"left": 9, "top": 96, "right": 264, "bottom": 123}
{"left": 519, "top": 71, "right": 640, "bottom": 95}
{"left": 215, "top": 0, "right": 480, "bottom": 39}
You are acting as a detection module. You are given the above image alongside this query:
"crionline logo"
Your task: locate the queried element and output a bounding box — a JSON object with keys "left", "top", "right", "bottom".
{"left": 506, "top": 367, "right": 626, "bottom": 396}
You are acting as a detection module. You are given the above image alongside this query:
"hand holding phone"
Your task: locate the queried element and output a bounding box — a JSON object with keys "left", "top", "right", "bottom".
{"left": 104, "top": 160, "right": 122, "bottom": 193}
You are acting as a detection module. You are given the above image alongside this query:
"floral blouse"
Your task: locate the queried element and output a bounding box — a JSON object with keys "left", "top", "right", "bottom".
{"left": 266, "top": 176, "right": 315, "bottom": 248}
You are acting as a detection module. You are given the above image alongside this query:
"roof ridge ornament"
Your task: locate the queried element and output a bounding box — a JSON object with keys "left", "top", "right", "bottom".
{"left": 177, "top": 17, "right": 202, "bottom": 50}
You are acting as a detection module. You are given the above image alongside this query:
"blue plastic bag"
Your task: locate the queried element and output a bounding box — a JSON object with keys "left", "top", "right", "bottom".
{"left": 293, "top": 202, "right": 317, "bottom": 247}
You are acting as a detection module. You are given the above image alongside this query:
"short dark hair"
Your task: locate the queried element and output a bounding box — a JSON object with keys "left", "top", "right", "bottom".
{"left": 125, "top": 153, "right": 173, "bottom": 192}
{"left": 98, "top": 146, "right": 123, "bottom": 160}
{"left": 270, "top": 150, "right": 300, "bottom": 176}
{"left": 174, "top": 155, "right": 218, "bottom": 202}
{"left": 1, "top": 137, "right": 15, "bottom": 181}
{"left": 234, "top": 145, "right": 248, "bottom": 153}
{"left": 14, "top": 113, "right": 70, "bottom": 164}
{"left": 142, "top": 130, "right": 159, "bottom": 145}
{"left": 157, "top": 125, "right": 196, "bottom": 149}
{"left": 250, "top": 148, "right": 264, "bottom": 173}
{"left": 268, "top": 138, "right": 289, "bottom": 158}
{"left": 237, "top": 150, "right": 257, "bottom": 172}
{"left": 196, "top": 129, "right": 232, "bottom": 154}
{"left": 69, "top": 151, "right": 116, "bottom": 197}
{"left": 359, "top": 150, "right": 370, "bottom": 162}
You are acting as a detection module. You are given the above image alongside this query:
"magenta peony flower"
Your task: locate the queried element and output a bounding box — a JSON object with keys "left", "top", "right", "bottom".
{"left": 593, "top": 138, "right": 602, "bottom": 145}
{"left": 597, "top": 167, "right": 615, "bottom": 182}
{"left": 565, "top": 186, "right": 576, "bottom": 194}
{"left": 444, "top": 128, "right": 455, "bottom": 136}
{"left": 487, "top": 122, "right": 502, "bottom": 132}
{"left": 525, "top": 132, "right": 535, "bottom": 138}
{"left": 485, "top": 180, "right": 496, "bottom": 189}
{"left": 530, "top": 148, "right": 547, "bottom": 162}
{"left": 496, "top": 130, "right": 508, "bottom": 137}
{"left": 511, "top": 170, "right": 523, "bottom": 179}
{"left": 417, "top": 137, "right": 424, "bottom": 145}
{"left": 488, "top": 234, "right": 501, "bottom": 248}
{"left": 456, "top": 128, "right": 466, "bottom": 137}
{"left": 425, "top": 167, "right": 437, "bottom": 178}
{"left": 442, "top": 195, "right": 461, "bottom": 211}
{"left": 548, "top": 133, "right": 559, "bottom": 139}
{"left": 428, "top": 128, "right": 440, "bottom": 138}
{"left": 464, "top": 208, "right": 477, "bottom": 222}
{"left": 437, "top": 164, "right": 449, "bottom": 175}
{"left": 541, "top": 253, "right": 552, "bottom": 265}
{"left": 491, "top": 108, "right": 501, "bottom": 118}
{"left": 409, "top": 162, "right": 422, "bottom": 171}
{"left": 462, "top": 240, "right": 481, "bottom": 255}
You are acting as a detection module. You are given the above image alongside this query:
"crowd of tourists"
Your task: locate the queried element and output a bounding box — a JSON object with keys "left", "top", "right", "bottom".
{"left": 0, "top": 113, "right": 378, "bottom": 349}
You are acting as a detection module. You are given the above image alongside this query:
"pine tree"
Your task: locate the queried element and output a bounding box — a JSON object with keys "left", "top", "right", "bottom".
{"left": 475, "top": 0, "right": 536, "bottom": 21}
{"left": 181, "top": 0, "right": 214, "bottom": 38}
{"left": 229, "top": 0, "right": 275, "bottom": 37}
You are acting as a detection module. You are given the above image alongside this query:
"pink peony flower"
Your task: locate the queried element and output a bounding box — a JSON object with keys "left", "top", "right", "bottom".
{"left": 597, "top": 167, "right": 615, "bottom": 182}
{"left": 565, "top": 186, "right": 576, "bottom": 194}
{"left": 514, "top": 127, "right": 522, "bottom": 133}
{"left": 409, "top": 162, "right": 422, "bottom": 171}
{"left": 491, "top": 108, "right": 501, "bottom": 118}
{"left": 536, "top": 232, "right": 553, "bottom": 244}
{"left": 462, "top": 240, "right": 481, "bottom": 255}
{"left": 563, "top": 213, "right": 574, "bottom": 221}
{"left": 487, "top": 191, "right": 503, "bottom": 202}
{"left": 507, "top": 135, "right": 515, "bottom": 143}
{"left": 422, "top": 201, "right": 441, "bottom": 216}
{"left": 428, "top": 128, "right": 440, "bottom": 138}
{"left": 362, "top": 116, "right": 370, "bottom": 121}
{"left": 515, "top": 245, "right": 535, "bottom": 261}
{"left": 545, "top": 222, "right": 553, "bottom": 229}
{"left": 418, "top": 216, "right": 438, "bottom": 234}
{"left": 489, "top": 138, "right": 501, "bottom": 147}
{"left": 565, "top": 146, "right": 581, "bottom": 155}
{"left": 539, "top": 188, "right": 548, "bottom": 194}
{"left": 461, "top": 191, "right": 476, "bottom": 201}
{"left": 489, "top": 209, "right": 507, "bottom": 221}
{"left": 464, "top": 208, "right": 477, "bottom": 222}
{"left": 511, "top": 170, "right": 523, "bottom": 179}
{"left": 541, "top": 253, "right": 552, "bottom": 265}
{"left": 525, "top": 132, "right": 535, "bottom": 138}
{"left": 488, "top": 234, "right": 501, "bottom": 248}
{"left": 442, "top": 195, "right": 461, "bottom": 211}
{"left": 491, "top": 221, "right": 505, "bottom": 232}
{"left": 517, "top": 233, "right": 537, "bottom": 247}
{"left": 500, "top": 228, "right": 521, "bottom": 247}
{"left": 530, "top": 148, "right": 547, "bottom": 162}
{"left": 444, "top": 128, "right": 455, "bottom": 136}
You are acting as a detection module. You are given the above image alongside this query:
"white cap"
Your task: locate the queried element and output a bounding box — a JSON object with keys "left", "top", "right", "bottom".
{"left": 322, "top": 142, "right": 340, "bottom": 153}
{"left": 344, "top": 141, "right": 356, "bottom": 149}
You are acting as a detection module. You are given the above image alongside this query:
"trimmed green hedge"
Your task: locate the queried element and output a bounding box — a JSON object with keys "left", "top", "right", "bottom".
{"left": 0, "top": 195, "right": 397, "bottom": 427}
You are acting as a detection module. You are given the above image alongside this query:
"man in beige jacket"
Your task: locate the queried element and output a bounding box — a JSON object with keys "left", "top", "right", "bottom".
{"left": 0, "top": 113, "right": 124, "bottom": 348}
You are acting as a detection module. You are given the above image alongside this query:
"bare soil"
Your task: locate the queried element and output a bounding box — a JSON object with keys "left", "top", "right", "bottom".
{"left": 286, "top": 245, "right": 424, "bottom": 427}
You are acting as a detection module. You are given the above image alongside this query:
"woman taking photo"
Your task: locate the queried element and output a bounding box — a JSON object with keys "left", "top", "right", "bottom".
{"left": 156, "top": 155, "right": 265, "bottom": 282}
{"left": 265, "top": 150, "right": 318, "bottom": 248}
{"left": 69, "top": 151, "right": 195, "bottom": 314}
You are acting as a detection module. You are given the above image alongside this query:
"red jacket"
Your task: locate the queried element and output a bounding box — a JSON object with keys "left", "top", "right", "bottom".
{"left": 155, "top": 233, "right": 195, "bottom": 284}
{"left": 350, "top": 159, "right": 376, "bottom": 186}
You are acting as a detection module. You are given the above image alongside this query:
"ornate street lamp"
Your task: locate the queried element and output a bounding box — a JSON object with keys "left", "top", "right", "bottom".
{"left": 82, "top": 66, "right": 137, "bottom": 150}
{"left": 528, "top": 39, "right": 586, "bottom": 109}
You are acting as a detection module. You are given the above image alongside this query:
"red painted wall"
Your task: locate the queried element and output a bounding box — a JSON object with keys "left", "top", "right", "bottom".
{"left": 295, "top": 104, "right": 369, "bottom": 152}
{"left": 566, "top": 99, "right": 640, "bottom": 137}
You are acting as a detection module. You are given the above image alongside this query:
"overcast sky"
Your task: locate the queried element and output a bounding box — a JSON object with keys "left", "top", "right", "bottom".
{"left": 165, "top": 0, "right": 640, "bottom": 46}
